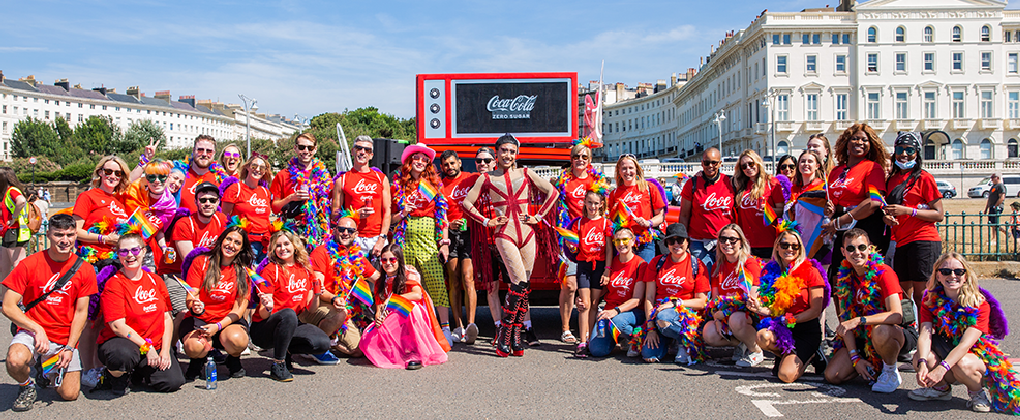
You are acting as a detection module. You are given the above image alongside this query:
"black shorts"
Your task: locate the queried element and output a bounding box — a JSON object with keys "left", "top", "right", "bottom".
{"left": 448, "top": 229, "right": 472, "bottom": 260}
{"left": 576, "top": 260, "right": 606, "bottom": 290}
{"left": 930, "top": 334, "right": 955, "bottom": 360}
{"left": 791, "top": 317, "right": 823, "bottom": 364}
{"left": 988, "top": 206, "right": 1003, "bottom": 224}
{"left": 894, "top": 240, "right": 941, "bottom": 284}
{"left": 853, "top": 324, "right": 918, "bottom": 356}
{"left": 2, "top": 229, "right": 27, "bottom": 248}
{"left": 180, "top": 316, "right": 249, "bottom": 350}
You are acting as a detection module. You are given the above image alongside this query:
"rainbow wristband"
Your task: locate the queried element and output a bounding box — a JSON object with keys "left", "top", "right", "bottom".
{"left": 139, "top": 338, "right": 153, "bottom": 355}
{"left": 850, "top": 353, "right": 861, "bottom": 367}
{"left": 783, "top": 313, "right": 797, "bottom": 328}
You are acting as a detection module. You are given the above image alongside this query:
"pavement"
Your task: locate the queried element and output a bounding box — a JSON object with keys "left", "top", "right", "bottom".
{"left": 2, "top": 278, "right": 1019, "bottom": 418}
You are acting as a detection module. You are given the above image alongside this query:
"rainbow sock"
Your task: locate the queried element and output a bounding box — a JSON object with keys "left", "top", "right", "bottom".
{"left": 18, "top": 378, "right": 32, "bottom": 387}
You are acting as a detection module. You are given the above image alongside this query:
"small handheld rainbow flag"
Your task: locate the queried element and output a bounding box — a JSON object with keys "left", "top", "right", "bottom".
{"left": 418, "top": 180, "right": 439, "bottom": 202}
{"left": 40, "top": 354, "right": 59, "bottom": 375}
{"left": 171, "top": 275, "right": 198, "bottom": 297}
{"left": 349, "top": 277, "right": 374, "bottom": 306}
{"left": 618, "top": 201, "right": 637, "bottom": 218}
{"left": 246, "top": 267, "right": 271, "bottom": 289}
{"left": 762, "top": 203, "right": 779, "bottom": 226}
{"left": 608, "top": 320, "right": 622, "bottom": 344}
{"left": 385, "top": 294, "right": 413, "bottom": 318}
{"left": 128, "top": 209, "right": 158, "bottom": 239}
{"left": 868, "top": 186, "right": 887, "bottom": 207}
{"left": 553, "top": 226, "right": 580, "bottom": 248}
{"left": 737, "top": 266, "right": 752, "bottom": 296}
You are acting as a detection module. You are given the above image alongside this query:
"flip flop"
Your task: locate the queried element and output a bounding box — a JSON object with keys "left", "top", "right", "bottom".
{"left": 561, "top": 330, "right": 577, "bottom": 344}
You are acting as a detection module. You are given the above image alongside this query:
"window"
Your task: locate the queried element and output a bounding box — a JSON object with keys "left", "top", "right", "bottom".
{"left": 952, "top": 139, "right": 964, "bottom": 159}
{"left": 896, "top": 92, "right": 908, "bottom": 119}
{"left": 777, "top": 95, "right": 789, "bottom": 120}
{"left": 953, "top": 52, "right": 963, "bottom": 71}
{"left": 777, "top": 141, "right": 789, "bottom": 156}
{"left": 44, "top": 110, "right": 49, "bottom": 119}
{"left": 78, "top": 114, "right": 83, "bottom": 122}
{"left": 773, "top": 34, "right": 780, "bottom": 44}
{"left": 836, "top": 55, "right": 846, "bottom": 72}
{"left": 777, "top": 55, "right": 787, "bottom": 74}
{"left": 981, "top": 139, "right": 992, "bottom": 159}
{"left": 895, "top": 53, "right": 906, "bottom": 72}
{"left": 1011, "top": 53, "right": 1019, "bottom": 74}
{"left": 924, "top": 52, "right": 935, "bottom": 72}
{"left": 981, "top": 91, "right": 993, "bottom": 118}
{"left": 1008, "top": 31, "right": 1014, "bottom": 43}
{"left": 842, "top": 34, "right": 851, "bottom": 44}
{"left": 953, "top": 26, "right": 962, "bottom": 42}
{"left": 867, "top": 53, "right": 878, "bottom": 73}
{"left": 925, "top": 92, "right": 937, "bottom": 119}
{"left": 982, "top": 52, "right": 992, "bottom": 71}
{"left": 1010, "top": 139, "right": 1019, "bottom": 158}
{"left": 803, "top": 34, "right": 810, "bottom": 45}
{"left": 868, "top": 27, "right": 877, "bottom": 43}
{"left": 836, "top": 94, "right": 847, "bottom": 120}
{"left": 982, "top": 25, "right": 991, "bottom": 42}
{"left": 806, "top": 94, "right": 818, "bottom": 120}
{"left": 782, "top": 34, "right": 791, "bottom": 45}
{"left": 806, "top": 55, "right": 817, "bottom": 73}
{"left": 832, "top": 34, "right": 840, "bottom": 44}
{"left": 924, "top": 26, "right": 934, "bottom": 43}
{"left": 896, "top": 26, "right": 905, "bottom": 42}
{"left": 953, "top": 92, "right": 965, "bottom": 118}
{"left": 812, "top": 34, "right": 820, "bottom": 44}
{"left": 867, "top": 93, "right": 881, "bottom": 119}
{"left": 1011, "top": 92, "right": 1020, "bottom": 118}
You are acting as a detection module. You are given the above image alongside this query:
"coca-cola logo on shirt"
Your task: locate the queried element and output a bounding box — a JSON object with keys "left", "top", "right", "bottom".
{"left": 487, "top": 95, "right": 537, "bottom": 119}
{"left": 701, "top": 192, "right": 733, "bottom": 212}
{"left": 248, "top": 193, "right": 269, "bottom": 209}
{"left": 109, "top": 201, "right": 128, "bottom": 218}
{"left": 41, "top": 273, "right": 73, "bottom": 296}
{"left": 133, "top": 285, "right": 159, "bottom": 305}
{"left": 209, "top": 278, "right": 234, "bottom": 302}
{"left": 621, "top": 190, "right": 643, "bottom": 206}
{"left": 583, "top": 229, "right": 605, "bottom": 247}
{"left": 738, "top": 192, "right": 762, "bottom": 210}
{"left": 197, "top": 231, "right": 218, "bottom": 248}
{"left": 609, "top": 272, "right": 634, "bottom": 289}
{"left": 407, "top": 189, "right": 429, "bottom": 209}
{"left": 353, "top": 179, "right": 379, "bottom": 195}
{"left": 659, "top": 268, "right": 688, "bottom": 286}
{"left": 720, "top": 270, "right": 743, "bottom": 291}
{"left": 829, "top": 176, "right": 855, "bottom": 199}
{"left": 449, "top": 185, "right": 471, "bottom": 202}
{"left": 285, "top": 274, "right": 307, "bottom": 295}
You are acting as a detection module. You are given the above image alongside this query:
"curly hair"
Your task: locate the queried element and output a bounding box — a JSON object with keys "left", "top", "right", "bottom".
{"left": 834, "top": 123, "right": 889, "bottom": 169}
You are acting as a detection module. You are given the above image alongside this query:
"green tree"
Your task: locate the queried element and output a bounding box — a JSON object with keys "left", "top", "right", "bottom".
{"left": 123, "top": 119, "right": 166, "bottom": 154}
{"left": 51, "top": 117, "right": 88, "bottom": 167}
{"left": 11, "top": 118, "right": 60, "bottom": 159}
{"left": 74, "top": 115, "right": 122, "bottom": 157}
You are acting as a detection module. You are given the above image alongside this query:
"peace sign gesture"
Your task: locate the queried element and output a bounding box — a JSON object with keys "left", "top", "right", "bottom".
{"left": 143, "top": 137, "right": 161, "bottom": 161}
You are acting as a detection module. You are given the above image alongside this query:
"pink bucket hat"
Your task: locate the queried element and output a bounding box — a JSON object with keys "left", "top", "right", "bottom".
{"left": 401, "top": 143, "right": 436, "bottom": 164}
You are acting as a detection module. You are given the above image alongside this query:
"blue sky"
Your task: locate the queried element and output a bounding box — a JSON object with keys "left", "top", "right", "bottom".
{"left": 2, "top": 0, "right": 1017, "bottom": 120}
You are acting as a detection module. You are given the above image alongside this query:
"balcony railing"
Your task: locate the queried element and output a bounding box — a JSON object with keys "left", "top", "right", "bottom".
{"left": 867, "top": 119, "right": 888, "bottom": 131}
{"left": 894, "top": 119, "right": 917, "bottom": 131}
{"left": 753, "top": 123, "right": 767, "bottom": 134}
{"left": 981, "top": 118, "right": 1003, "bottom": 130}
{"left": 953, "top": 118, "right": 974, "bottom": 130}
{"left": 776, "top": 121, "right": 796, "bottom": 132}
{"left": 924, "top": 119, "right": 944, "bottom": 130}
{"left": 805, "top": 120, "right": 825, "bottom": 131}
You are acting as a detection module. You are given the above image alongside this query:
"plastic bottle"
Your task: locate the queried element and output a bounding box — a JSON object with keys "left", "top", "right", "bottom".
{"left": 205, "top": 356, "right": 217, "bottom": 390}
{"left": 596, "top": 319, "right": 606, "bottom": 338}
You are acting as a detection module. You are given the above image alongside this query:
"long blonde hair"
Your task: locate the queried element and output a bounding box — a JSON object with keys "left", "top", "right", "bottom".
{"left": 925, "top": 252, "right": 984, "bottom": 309}
{"left": 713, "top": 224, "right": 752, "bottom": 278}
{"left": 771, "top": 230, "right": 807, "bottom": 269}
{"left": 91, "top": 156, "right": 131, "bottom": 195}
{"left": 615, "top": 155, "right": 648, "bottom": 193}
{"left": 268, "top": 230, "right": 311, "bottom": 271}
{"left": 732, "top": 149, "right": 769, "bottom": 201}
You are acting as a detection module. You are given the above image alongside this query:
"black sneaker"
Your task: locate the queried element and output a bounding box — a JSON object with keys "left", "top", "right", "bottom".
{"left": 811, "top": 345, "right": 829, "bottom": 373}
{"left": 225, "top": 355, "right": 246, "bottom": 378}
{"left": 12, "top": 383, "right": 36, "bottom": 412}
{"left": 269, "top": 362, "right": 293, "bottom": 382}
{"left": 110, "top": 373, "right": 130, "bottom": 397}
{"left": 184, "top": 359, "right": 205, "bottom": 381}
{"left": 524, "top": 328, "right": 541, "bottom": 347}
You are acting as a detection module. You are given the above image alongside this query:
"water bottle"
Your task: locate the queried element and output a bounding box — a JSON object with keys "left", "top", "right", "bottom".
{"left": 596, "top": 319, "right": 606, "bottom": 338}
{"left": 205, "top": 356, "right": 217, "bottom": 390}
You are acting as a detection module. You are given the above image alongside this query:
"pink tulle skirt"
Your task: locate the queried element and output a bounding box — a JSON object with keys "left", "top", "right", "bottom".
{"left": 361, "top": 303, "right": 448, "bottom": 369}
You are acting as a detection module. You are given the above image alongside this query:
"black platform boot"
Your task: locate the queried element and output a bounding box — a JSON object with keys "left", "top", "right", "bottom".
{"left": 496, "top": 282, "right": 525, "bottom": 357}
{"left": 510, "top": 282, "right": 530, "bottom": 356}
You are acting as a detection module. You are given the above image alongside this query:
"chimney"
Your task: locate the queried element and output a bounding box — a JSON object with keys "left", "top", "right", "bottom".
{"left": 54, "top": 79, "right": 69, "bottom": 91}
{"left": 0, "top": 70, "right": 4, "bottom": 83}
{"left": 74, "top": 83, "right": 83, "bottom": 90}
{"left": 836, "top": 0, "right": 855, "bottom": 11}
{"left": 19, "top": 75, "right": 37, "bottom": 86}
{"left": 178, "top": 95, "right": 196, "bottom": 107}
{"left": 671, "top": 73, "right": 677, "bottom": 86}
{"left": 107, "top": 88, "right": 117, "bottom": 94}
{"left": 126, "top": 86, "right": 140, "bottom": 99}
{"left": 92, "top": 86, "right": 107, "bottom": 96}
{"left": 154, "top": 90, "right": 171, "bottom": 103}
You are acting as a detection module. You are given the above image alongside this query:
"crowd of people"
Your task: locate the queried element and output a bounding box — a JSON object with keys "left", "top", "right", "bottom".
{"left": 1, "top": 127, "right": 1018, "bottom": 415}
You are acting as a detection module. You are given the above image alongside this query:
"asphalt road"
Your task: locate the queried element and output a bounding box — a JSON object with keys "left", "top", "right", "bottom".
{"left": 2, "top": 279, "right": 1019, "bottom": 419}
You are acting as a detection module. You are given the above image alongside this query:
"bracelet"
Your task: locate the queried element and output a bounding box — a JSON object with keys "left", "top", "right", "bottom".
{"left": 439, "top": 239, "right": 450, "bottom": 246}
{"left": 850, "top": 354, "right": 861, "bottom": 367}
{"left": 615, "top": 307, "right": 622, "bottom": 315}
{"left": 331, "top": 296, "right": 341, "bottom": 307}
{"left": 215, "top": 321, "right": 223, "bottom": 331}
{"left": 940, "top": 360, "right": 952, "bottom": 371}
{"left": 783, "top": 313, "right": 797, "bottom": 328}
{"left": 912, "top": 207, "right": 918, "bottom": 217}
{"left": 859, "top": 316, "right": 867, "bottom": 326}
{"left": 139, "top": 338, "right": 152, "bottom": 355}
{"left": 482, "top": 217, "right": 490, "bottom": 226}
{"left": 97, "top": 234, "right": 104, "bottom": 244}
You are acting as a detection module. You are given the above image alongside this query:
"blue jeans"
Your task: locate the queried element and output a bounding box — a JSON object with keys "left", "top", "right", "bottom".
{"left": 688, "top": 239, "right": 715, "bottom": 275}
{"left": 641, "top": 307, "right": 684, "bottom": 361}
{"left": 251, "top": 240, "right": 266, "bottom": 264}
{"left": 589, "top": 309, "right": 645, "bottom": 357}
{"left": 633, "top": 241, "right": 655, "bottom": 263}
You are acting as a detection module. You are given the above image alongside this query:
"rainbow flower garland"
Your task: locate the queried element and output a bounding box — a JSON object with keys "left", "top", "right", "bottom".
{"left": 833, "top": 250, "right": 886, "bottom": 369}
{"left": 324, "top": 239, "right": 371, "bottom": 331}
{"left": 392, "top": 175, "right": 448, "bottom": 247}
{"left": 78, "top": 218, "right": 125, "bottom": 263}
{"left": 925, "top": 286, "right": 1020, "bottom": 415}
{"left": 287, "top": 157, "right": 333, "bottom": 246}
{"left": 630, "top": 298, "right": 705, "bottom": 364}
{"left": 756, "top": 259, "right": 829, "bottom": 355}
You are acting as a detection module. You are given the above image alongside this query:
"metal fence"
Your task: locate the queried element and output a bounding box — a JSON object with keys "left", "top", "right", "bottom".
{"left": 937, "top": 212, "right": 1020, "bottom": 260}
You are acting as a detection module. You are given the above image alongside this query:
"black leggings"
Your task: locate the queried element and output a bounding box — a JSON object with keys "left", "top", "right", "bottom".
{"left": 250, "top": 308, "right": 331, "bottom": 360}
{"left": 98, "top": 337, "right": 185, "bottom": 392}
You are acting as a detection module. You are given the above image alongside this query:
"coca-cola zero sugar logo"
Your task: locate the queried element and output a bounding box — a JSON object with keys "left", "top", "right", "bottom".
{"left": 487, "top": 95, "right": 537, "bottom": 120}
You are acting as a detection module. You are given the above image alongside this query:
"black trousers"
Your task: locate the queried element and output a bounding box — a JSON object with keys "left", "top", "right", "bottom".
{"left": 98, "top": 337, "right": 185, "bottom": 392}
{"left": 250, "top": 308, "right": 331, "bottom": 360}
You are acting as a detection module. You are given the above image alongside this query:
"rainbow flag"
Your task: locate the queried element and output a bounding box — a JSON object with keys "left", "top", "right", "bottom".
{"left": 385, "top": 294, "right": 413, "bottom": 318}
{"left": 553, "top": 226, "right": 580, "bottom": 248}
{"left": 128, "top": 209, "right": 158, "bottom": 239}
{"left": 418, "top": 180, "right": 439, "bottom": 202}
{"left": 737, "top": 266, "right": 752, "bottom": 296}
{"left": 618, "top": 201, "right": 637, "bottom": 219}
{"left": 762, "top": 203, "right": 778, "bottom": 226}
{"left": 349, "top": 277, "right": 374, "bottom": 306}
{"left": 608, "top": 320, "right": 622, "bottom": 344}
{"left": 246, "top": 267, "right": 271, "bottom": 289}
{"left": 868, "top": 185, "right": 887, "bottom": 207}
{"left": 172, "top": 275, "right": 198, "bottom": 296}
{"left": 40, "top": 354, "right": 59, "bottom": 375}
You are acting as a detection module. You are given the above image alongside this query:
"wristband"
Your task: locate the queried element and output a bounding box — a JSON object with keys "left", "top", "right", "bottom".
{"left": 912, "top": 207, "right": 918, "bottom": 217}
{"left": 783, "top": 313, "right": 797, "bottom": 328}
{"left": 940, "top": 360, "right": 952, "bottom": 371}
{"left": 439, "top": 239, "right": 450, "bottom": 246}
{"left": 848, "top": 348, "right": 858, "bottom": 355}
{"left": 482, "top": 217, "right": 490, "bottom": 227}
{"left": 139, "top": 338, "right": 152, "bottom": 355}
{"left": 615, "top": 307, "right": 622, "bottom": 315}
{"left": 97, "top": 234, "right": 104, "bottom": 244}
{"left": 215, "top": 321, "right": 223, "bottom": 331}
{"left": 859, "top": 316, "right": 867, "bottom": 326}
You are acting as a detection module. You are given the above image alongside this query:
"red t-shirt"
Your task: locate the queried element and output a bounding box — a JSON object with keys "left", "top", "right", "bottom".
{"left": 736, "top": 177, "right": 785, "bottom": 248}
{"left": 253, "top": 262, "right": 316, "bottom": 322}
{"left": 337, "top": 169, "right": 388, "bottom": 237}
{"left": 642, "top": 253, "right": 710, "bottom": 301}
{"left": 886, "top": 171, "right": 942, "bottom": 245}
{"left": 563, "top": 174, "right": 597, "bottom": 221}
{"left": 186, "top": 255, "right": 242, "bottom": 322}
{"left": 573, "top": 216, "right": 610, "bottom": 262}
{"left": 847, "top": 263, "right": 904, "bottom": 311}
{"left": 2, "top": 253, "right": 97, "bottom": 345}
{"left": 680, "top": 174, "right": 736, "bottom": 240}
{"left": 828, "top": 161, "right": 886, "bottom": 208}
{"left": 98, "top": 271, "right": 172, "bottom": 349}
{"left": 73, "top": 188, "right": 130, "bottom": 255}
{"left": 712, "top": 258, "right": 762, "bottom": 299}
{"left": 441, "top": 172, "right": 476, "bottom": 223}
{"left": 223, "top": 182, "right": 272, "bottom": 234}
{"left": 310, "top": 244, "right": 377, "bottom": 295}
{"left": 172, "top": 213, "right": 228, "bottom": 251}
{"left": 785, "top": 262, "right": 827, "bottom": 315}
{"left": 392, "top": 178, "right": 439, "bottom": 218}
{"left": 603, "top": 256, "right": 646, "bottom": 311}
{"left": 180, "top": 168, "right": 220, "bottom": 214}
{"left": 919, "top": 300, "right": 991, "bottom": 334}
{"left": 609, "top": 182, "right": 667, "bottom": 240}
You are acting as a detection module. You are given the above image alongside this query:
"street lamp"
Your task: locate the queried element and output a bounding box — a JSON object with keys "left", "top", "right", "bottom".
{"left": 238, "top": 94, "right": 257, "bottom": 159}
{"left": 761, "top": 88, "right": 778, "bottom": 168}
{"left": 713, "top": 110, "right": 726, "bottom": 154}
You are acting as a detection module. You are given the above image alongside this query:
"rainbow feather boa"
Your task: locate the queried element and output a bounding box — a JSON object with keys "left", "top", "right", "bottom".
{"left": 706, "top": 295, "right": 748, "bottom": 319}
{"left": 324, "top": 239, "right": 371, "bottom": 331}
{"left": 631, "top": 298, "right": 705, "bottom": 364}
{"left": 925, "top": 287, "right": 1019, "bottom": 415}
{"left": 391, "top": 175, "right": 448, "bottom": 247}
{"left": 287, "top": 158, "right": 333, "bottom": 247}
{"left": 833, "top": 251, "right": 886, "bottom": 369}
{"left": 756, "top": 259, "right": 829, "bottom": 355}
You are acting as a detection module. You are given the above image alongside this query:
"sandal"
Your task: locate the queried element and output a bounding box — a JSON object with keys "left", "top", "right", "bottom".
{"left": 561, "top": 330, "right": 577, "bottom": 344}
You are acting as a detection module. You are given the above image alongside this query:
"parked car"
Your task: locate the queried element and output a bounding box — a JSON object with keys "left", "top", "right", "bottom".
{"left": 935, "top": 179, "right": 957, "bottom": 199}
{"left": 967, "top": 175, "right": 1020, "bottom": 198}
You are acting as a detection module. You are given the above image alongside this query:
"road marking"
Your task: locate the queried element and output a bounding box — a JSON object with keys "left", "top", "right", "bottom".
{"left": 751, "top": 397, "right": 862, "bottom": 417}
{"left": 734, "top": 382, "right": 861, "bottom": 417}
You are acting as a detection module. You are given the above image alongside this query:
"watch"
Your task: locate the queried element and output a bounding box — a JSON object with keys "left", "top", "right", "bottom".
{"left": 859, "top": 316, "right": 867, "bottom": 326}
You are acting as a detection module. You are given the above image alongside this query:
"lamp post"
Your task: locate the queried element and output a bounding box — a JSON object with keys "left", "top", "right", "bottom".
{"left": 238, "top": 94, "right": 257, "bottom": 159}
{"left": 762, "top": 88, "right": 778, "bottom": 168}
{"left": 713, "top": 110, "right": 726, "bottom": 154}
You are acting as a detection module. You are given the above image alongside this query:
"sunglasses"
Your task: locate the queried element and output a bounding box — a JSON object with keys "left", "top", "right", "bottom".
{"left": 145, "top": 174, "right": 167, "bottom": 183}
{"left": 381, "top": 257, "right": 399, "bottom": 265}
{"left": 476, "top": 158, "right": 494, "bottom": 165}
{"left": 354, "top": 145, "right": 374, "bottom": 153}
{"left": 937, "top": 268, "right": 967, "bottom": 277}
{"left": 102, "top": 168, "right": 125, "bottom": 177}
{"left": 702, "top": 160, "right": 721, "bottom": 166}
{"left": 411, "top": 155, "right": 431, "bottom": 163}
{"left": 844, "top": 244, "right": 869, "bottom": 253}
{"left": 194, "top": 147, "right": 215, "bottom": 155}
{"left": 621, "top": 154, "right": 637, "bottom": 159}
{"left": 719, "top": 236, "right": 740, "bottom": 244}
{"left": 613, "top": 238, "right": 633, "bottom": 245}
{"left": 665, "top": 237, "right": 685, "bottom": 246}
{"left": 779, "top": 241, "right": 801, "bottom": 250}
{"left": 223, "top": 151, "right": 240, "bottom": 159}
{"left": 779, "top": 164, "right": 797, "bottom": 171}
{"left": 895, "top": 146, "right": 917, "bottom": 156}
{"left": 116, "top": 247, "right": 142, "bottom": 257}
{"left": 335, "top": 227, "right": 356, "bottom": 235}
{"left": 249, "top": 164, "right": 267, "bottom": 171}
{"left": 740, "top": 162, "right": 756, "bottom": 170}
{"left": 295, "top": 144, "right": 315, "bottom": 151}
{"left": 571, "top": 155, "right": 591, "bottom": 161}
{"left": 198, "top": 197, "right": 219, "bottom": 204}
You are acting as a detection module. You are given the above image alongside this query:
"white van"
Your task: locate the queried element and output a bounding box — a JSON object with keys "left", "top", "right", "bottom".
{"left": 968, "top": 175, "right": 1020, "bottom": 198}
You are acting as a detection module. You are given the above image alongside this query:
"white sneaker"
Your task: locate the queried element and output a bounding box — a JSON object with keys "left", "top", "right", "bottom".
{"left": 736, "top": 351, "right": 764, "bottom": 367}
{"left": 451, "top": 327, "right": 465, "bottom": 343}
{"left": 731, "top": 343, "right": 747, "bottom": 361}
{"left": 464, "top": 323, "right": 479, "bottom": 345}
{"left": 674, "top": 346, "right": 691, "bottom": 364}
{"left": 240, "top": 347, "right": 251, "bottom": 356}
{"left": 908, "top": 386, "right": 952, "bottom": 401}
{"left": 871, "top": 366, "right": 903, "bottom": 393}
{"left": 81, "top": 368, "right": 103, "bottom": 389}
{"left": 968, "top": 389, "right": 992, "bottom": 412}
{"left": 626, "top": 343, "right": 641, "bottom": 358}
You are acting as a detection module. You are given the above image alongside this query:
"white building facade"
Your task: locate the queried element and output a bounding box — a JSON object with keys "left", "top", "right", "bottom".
{"left": 600, "top": 83, "right": 682, "bottom": 160}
